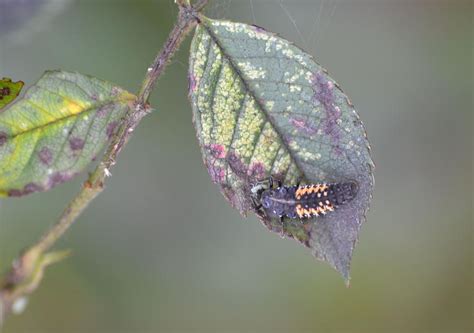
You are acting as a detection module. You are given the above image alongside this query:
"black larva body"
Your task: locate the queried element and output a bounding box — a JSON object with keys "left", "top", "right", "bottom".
{"left": 256, "top": 181, "right": 358, "bottom": 219}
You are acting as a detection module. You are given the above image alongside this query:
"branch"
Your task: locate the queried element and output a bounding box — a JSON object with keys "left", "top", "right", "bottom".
{"left": 0, "top": 0, "right": 206, "bottom": 326}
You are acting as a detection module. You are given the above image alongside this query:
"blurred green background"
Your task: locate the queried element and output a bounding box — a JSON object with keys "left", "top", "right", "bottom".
{"left": 0, "top": 0, "right": 472, "bottom": 332}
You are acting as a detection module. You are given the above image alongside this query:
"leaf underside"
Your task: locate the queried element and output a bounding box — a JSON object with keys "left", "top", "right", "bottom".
{"left": 0, "top": 78, "right": 24, "bottom": 110}
{"left": 0, "top": 70, "right": 136, "bottom": 197}
{"left": 188, "top": 18, "right": 374, "bottom": 282}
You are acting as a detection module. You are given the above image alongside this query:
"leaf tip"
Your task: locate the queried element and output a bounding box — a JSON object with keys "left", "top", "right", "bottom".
{"left": 344, "top": 277, "right": 351, "bottom": 288}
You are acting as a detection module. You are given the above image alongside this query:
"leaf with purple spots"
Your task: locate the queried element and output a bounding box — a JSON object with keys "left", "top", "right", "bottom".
{"left": 0, "top": 70, "right": 136, "bottom": 197}
{"left": 188, "top": 18, "right": 374, "bottom": 283}
{"left": 0, "top": 78, "right": 24, "bottom": 110}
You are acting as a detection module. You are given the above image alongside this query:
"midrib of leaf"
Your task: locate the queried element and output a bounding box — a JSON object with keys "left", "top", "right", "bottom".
{"left": 2, "top": 94, "right": 132, "bottom": 141}
{"left": 201, "top": 22, "right": 308, "bottom": 182}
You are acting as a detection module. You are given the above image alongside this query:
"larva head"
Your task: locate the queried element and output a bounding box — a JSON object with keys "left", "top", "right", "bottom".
{"left": 260, "top": 189, "right": 274, "bottom": 209}
{"left": 250, "top": 179, "right": 282, "bottom": 215}
{"left": 260, "top": 188, "right": 288, "bottom": 217}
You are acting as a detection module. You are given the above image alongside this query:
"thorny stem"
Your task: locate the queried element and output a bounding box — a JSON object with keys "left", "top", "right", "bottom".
{"left": 137, "top": 3, "right": 200, "bottom": 104}
{"left": 0, "top": 0, "right": 205, "bottom": 326}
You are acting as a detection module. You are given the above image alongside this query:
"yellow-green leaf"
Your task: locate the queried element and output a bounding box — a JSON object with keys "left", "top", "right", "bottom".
{"left": 0, "top": 78, "right": 24, "bottom": 110}
{"left": 0, "top": 70, "right": 136, "bottom": 197}
{"left": 188, "top": 18, "right": 374, "bottom": 282}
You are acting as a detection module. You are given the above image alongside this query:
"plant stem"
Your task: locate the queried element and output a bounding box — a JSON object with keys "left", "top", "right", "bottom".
{"left": 0, "top": 0, "right": 205, "bottom": 325}
{"left": 137, "top": 5, "right": 198, "bottom": 104}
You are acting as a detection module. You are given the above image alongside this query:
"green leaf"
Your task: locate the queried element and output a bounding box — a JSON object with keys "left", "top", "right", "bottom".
{"left": 188, "top": 18, "right": 374, "bottom": 282}
{"left": 0, "top": 78, "right": 24, "bottom": 110}
{"left": 0, "top": 70, "right": 136, "bottom": 197}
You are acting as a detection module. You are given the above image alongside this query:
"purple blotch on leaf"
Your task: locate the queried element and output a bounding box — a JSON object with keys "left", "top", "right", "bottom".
{"left": 312, "top": 72, "right": 341, "bottom": 143}
{"left": 0, "top": 87, "right": 11, "bottom": 99}
{"left": 249, "top": 162, "right": 265, "bottom": 179}
{"left": 8, "top": 183, "right": 43, "bottom": 197}
{"left": 226, "top": 151, "right": 248, "bottom": 179}
{"left": 106, "top": 121, "right": 118, "bottom": 139}
{"left": 188, "top": 73, "right": 197, "bottom": 95}
{"left": 209, "top": 164, "right": 225, "bottom": 184}
{"left": 38, "top": 147, "right": 53, "bottom": 166}
{"left": 221, "top": 185, "right": 237, "bottom": 204}
{"left": 206, "top": 143, "right": 226, "bottom": 159}
{"left": 0, "top": 132, "right": 7, "bottom": 146}
{"left": 48, "top": 172, "right": 74, "bottom": 188}
{"left": 204, "top": 144, "right": 227, "bottom": 184}
{"left": 69, "top": 137, "right": 85, "bottom": 151}
{"left": 97, "top": 105, "right": 112, "bottom": 118}
{"left": 290, "top": 117, "right": 317, "bottom": 135}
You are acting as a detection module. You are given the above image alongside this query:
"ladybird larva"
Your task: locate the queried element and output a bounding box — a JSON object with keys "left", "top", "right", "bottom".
{"left": 252, "top": 178, "right": 358, "bottom": 220}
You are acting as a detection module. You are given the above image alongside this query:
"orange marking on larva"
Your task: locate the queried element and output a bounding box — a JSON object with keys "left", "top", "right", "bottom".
{"left": 312, "top": 184, "right": 328, "bottom": 195}
{"left": 295, "top": 183, "right": 330, "bottom": 202}
{"left": 295, "top": 186, "right": 308, "bottom": 199}
{"left": 316, "top": 205, "right": 327, "bottom": 215}
{"left": 296, "top": 204, "right": 305, "bottom": 218}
